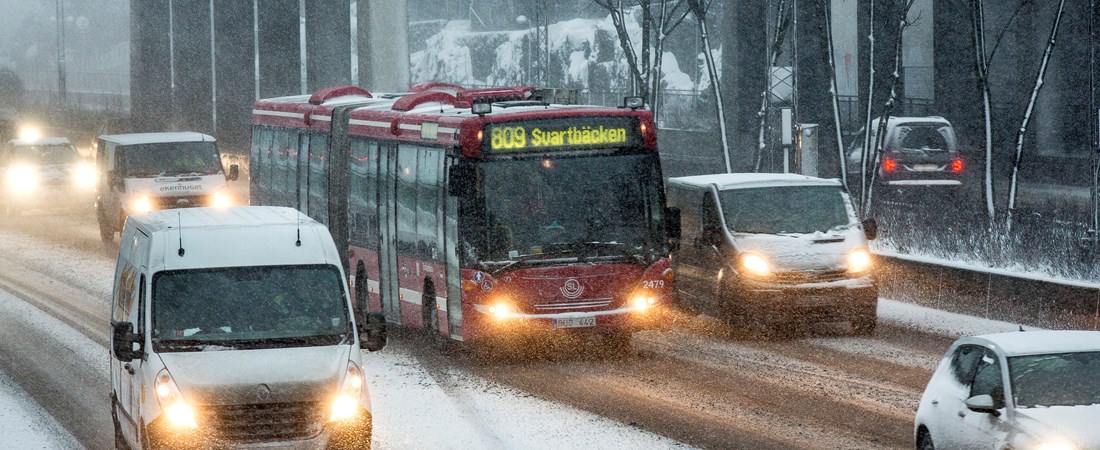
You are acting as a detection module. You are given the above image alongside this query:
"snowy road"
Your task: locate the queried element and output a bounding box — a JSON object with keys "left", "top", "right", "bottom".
{"left": 0, "top": 212, "right": 1006, "bottom": 449}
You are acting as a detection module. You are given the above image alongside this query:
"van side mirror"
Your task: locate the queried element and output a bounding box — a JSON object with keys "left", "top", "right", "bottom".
{"left": 359, "top": 313, "right": 387, "bottom": 352}
{"left": 447, "top": 164, "right": 475, "bottom": 197}
{"left": 861, "top": 218, "right": 878, "bottom": 241}
{"left": 665, "top": 207, "right": 682, "bottom": 249}
{"left": 111, "top": 321, "right": 143, "bottom": 362}
{"left": 227, "top": 164, "right": 239, "bottom": 181}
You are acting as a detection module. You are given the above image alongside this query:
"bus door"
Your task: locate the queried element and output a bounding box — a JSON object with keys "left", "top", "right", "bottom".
{"left": 377, "top": 143, "right": 401, "bottom": 324}
{"left": 443, "top": 155, "right": 463, "bottom": 338}
{"left": 297, "top": 132, "right": 310, "bottom": 214}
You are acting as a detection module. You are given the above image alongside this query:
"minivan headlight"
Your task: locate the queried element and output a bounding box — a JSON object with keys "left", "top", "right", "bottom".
{"left": 739, "top": 253, "right": 771, "bottom": 277}
{"left": 330, "top": 362, "right": 364, "bottom": 422}
{"left": 6, "top": 165, "right": 39, "bottom": 193}
{"left": 154, "top": 369, "right": 197, "bottom": 429}
{"left": 847, "top": 249, "right": 872, "bottom": 273}
{"left": 74, "top": 164, "right": 96, "bottom": 188}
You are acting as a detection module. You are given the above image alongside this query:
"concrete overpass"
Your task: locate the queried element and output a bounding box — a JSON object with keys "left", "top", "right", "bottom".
{"left": 130, "top": 0, "right": 409, "bottom": 155}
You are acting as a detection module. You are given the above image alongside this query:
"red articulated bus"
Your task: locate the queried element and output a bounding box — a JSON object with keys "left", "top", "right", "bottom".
{"left": 250, "top": 83, "right": 676, "bottom": 348}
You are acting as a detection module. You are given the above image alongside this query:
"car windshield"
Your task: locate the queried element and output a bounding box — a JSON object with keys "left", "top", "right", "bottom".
{"left": 890, "top": 123, "right": 954, "bottom": 152}
{"left": 152, "top": 265, "right": 351, "bottom": 351}
{"left": 462, "top": 152, "right": 666, "bottom": 264}
{"left": 11, "top": 144, "right": 80, "bottom": 164}
{"left": 1009, "top": 351, "right": 1100, "bottom": 408}
{"left": 119, "top": 141, "right": 222, "bottom": 177}
{"left": 719, "top": 185, "right": 852, "bottom": 234}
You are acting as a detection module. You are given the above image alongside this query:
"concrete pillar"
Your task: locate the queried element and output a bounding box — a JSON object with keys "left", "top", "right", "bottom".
{"left": 720, "top": 0, "right": 767, "bottom": 172}
{"left": 305, "top": 0, "right": 352, "bottom": 91}
{"left": 257, "top": 0, "right": 301, "bottom": 98}
{"left": 171, "top": 0, "right": 214, "bottom": 134}
{"left": 213, "top": 0, "right": 255, "bottom": 156}
{"left": 130, "top": 0, "right": 172, "bottom": 132}
{"left": 359, "top": 0, "right": 409, "bottom": 91}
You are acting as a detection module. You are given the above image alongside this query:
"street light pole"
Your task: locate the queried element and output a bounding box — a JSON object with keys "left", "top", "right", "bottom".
{"left": 55, "top": 0, "right": 67, "bottom": 106}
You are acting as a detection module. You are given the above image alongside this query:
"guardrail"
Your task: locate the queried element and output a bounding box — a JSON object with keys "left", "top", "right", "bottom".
{"left": 875, "top": 251, "right": 1100, "bottom": 331}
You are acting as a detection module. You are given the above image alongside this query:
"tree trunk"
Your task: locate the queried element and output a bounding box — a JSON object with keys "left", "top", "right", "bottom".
{"left": 1006, "top": 0, "right": 1067, "bottom": 232}
{"left": 859, "top": 0, "right": 877, "bottom": 216}
{"left": 817, "top": 0, "right": 848, "bottom": 190}
{"left": 969, "top": 0, "right": 996, "bottom": 229}
{"left": 686, "top": 0, "right": 731, "bottom": 172}
{"left": 755, "top": 0, "right": 792, "bottom": 173}
{"left": 865, "top": 1, "right": 916, "bottom": 214}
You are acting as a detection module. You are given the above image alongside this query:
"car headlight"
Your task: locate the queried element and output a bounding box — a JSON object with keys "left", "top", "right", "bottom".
{"left": 6, "top": 165, "right": 39, "bottom": 193}
{"left": 212, "top": 191, "right": 232, "bottom": 208}
{"left": 847, "top": 248, "right": 873, "bottom": 273}
{"left": 330, "top": 362, "right": 364, "bottom": 422}
{"left": 154, "top": 369, "right": 197, "bottom": 429}
{"left": 74, "top": 164, "right": 96, "bottom": 188}
{"left": 1033, "top": 440, "right": 1079, "bottom": 450}
{"left": 739, "top": 253, "right": 771, "bottom": 277}
{"left": 131, "top": 195, "right": 153, "bottom": 213}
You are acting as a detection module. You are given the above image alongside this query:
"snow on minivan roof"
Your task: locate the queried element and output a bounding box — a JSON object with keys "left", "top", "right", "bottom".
{"left": 98, "top": 132, "right": 216, "bottom": 146}
{"left": 668, "top": 173, "right": 842, "bottom": 191}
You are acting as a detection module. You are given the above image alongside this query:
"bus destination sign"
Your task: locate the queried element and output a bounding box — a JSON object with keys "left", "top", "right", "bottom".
{"left": 485, "top": 117, "right": 641, "bottom": 153}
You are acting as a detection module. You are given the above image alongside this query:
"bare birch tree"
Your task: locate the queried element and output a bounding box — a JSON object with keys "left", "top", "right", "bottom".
{"left": 648, "top": 1, "right": 691, "bottom": 119}
{"left": 1005, "top": 0, "right": 1068, "bottom": 232}
{"left": 593, "top": 0, "right": 649, "bottom": 101}
{"left": 817, "top": 0, "right": 849, "bottom": 191}
{"left": 685, "top": 0, "right": 732, "bottom": 172}
{"left": 858, "top": 0, "right": 877, "bottom": 216}
{"left": 970, "top": 0, "right": 996, "bottom": 229}
{"left": 753, "top": 0, "right": 794, "bottom": 173}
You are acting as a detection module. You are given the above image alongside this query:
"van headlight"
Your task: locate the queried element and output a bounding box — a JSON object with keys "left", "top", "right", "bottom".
{"left": 154, "top": 369, "right": 197, "bottom": 429}
{"left": 329, "top": 362, "right": 364, "bottom": 422}
{"left": 739, "top": 253, "right": 771, "bottom": 277}
{"left": 6, "top": 165, "right": 39, "bottom": 193}
{"left": 847, "top": 249, "right": 873, "bottom": 273}
{"left": 1033, "top": 440, "right": 1079, "bottom": 450}
{"left": 74, "top": 164, "right": 96, "bottom": 188}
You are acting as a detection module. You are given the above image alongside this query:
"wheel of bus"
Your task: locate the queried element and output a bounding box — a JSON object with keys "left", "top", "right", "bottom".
{"left": 421, "top": 279, "right": 443, "bottom": 348}
{"left": 354, "top": 263, "right": 368, "bottom": 320}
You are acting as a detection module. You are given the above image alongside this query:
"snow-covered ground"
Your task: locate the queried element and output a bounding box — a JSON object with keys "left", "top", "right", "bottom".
{"left": 0, "top": 368, "right": 80, "bottom": 449}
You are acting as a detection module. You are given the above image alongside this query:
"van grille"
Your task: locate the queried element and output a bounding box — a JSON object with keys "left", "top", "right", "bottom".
{"left": 199, "top": 401, "right": 326, "bottom": 443}
{"left": 153, "top": 194, "right": 211, "bottom": 209}
{"left": 770, "top": 270, "right": 850, "bottom": 285}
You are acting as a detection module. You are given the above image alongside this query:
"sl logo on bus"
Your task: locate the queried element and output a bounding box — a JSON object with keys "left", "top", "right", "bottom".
{"left": 560, "top": 278, "right": 585, "bottom": 300}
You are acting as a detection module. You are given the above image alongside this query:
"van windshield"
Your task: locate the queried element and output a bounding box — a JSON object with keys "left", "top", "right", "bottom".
{"left": 119, "top": 141, "right": 222, "bottom": 177}
{"left": 719, "top": 185, "right": 852, "bottom": 234}
{"left": 152, "top": 265, "right": 351, "bottom": 351}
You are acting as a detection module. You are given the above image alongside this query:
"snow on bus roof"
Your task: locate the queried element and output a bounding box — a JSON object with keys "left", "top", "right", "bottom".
{"left": 669, "top": 173, "right": 842, "bottom": 191}
{"left": 98, "top": 132, "right": 216, "bottom": 146}
{"left": 963, "top": 330, "right": 1100, "bottom": 357}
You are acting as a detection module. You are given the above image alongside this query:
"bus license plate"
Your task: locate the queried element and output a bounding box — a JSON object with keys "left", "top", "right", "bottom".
{"left": 553, "top": 317, "right": 596, "bottom": 328}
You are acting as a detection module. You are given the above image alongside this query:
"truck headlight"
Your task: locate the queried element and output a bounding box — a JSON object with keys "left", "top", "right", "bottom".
{"left": 154, "top": 369, "right": 197, "bottom": 429}
{"left": 739, "top": 253, "right": 771, "bottom": 277}
{"left": 330, "top": 362, "right": 364, "bottom": 422}
{"left": 847, "top": 249, "right": 872, "bottom": 273}
{"left": 6, "top": 165, "right": 39, "bottom": 193}
{"left": 131, "top": 195, "right": 153, "bottom": 213}
{"left": 74, "top": 164, "right": 96, "bottom": 188}
{"left": 212, "top": 191, "right": 232, "bottom": 208}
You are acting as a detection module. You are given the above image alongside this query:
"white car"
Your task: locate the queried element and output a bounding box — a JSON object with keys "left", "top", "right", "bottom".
{"left": 914, "top": 330, "right": 1100, "bottom": 450}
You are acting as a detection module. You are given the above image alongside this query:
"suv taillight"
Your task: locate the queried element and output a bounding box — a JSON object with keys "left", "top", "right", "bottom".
{"left": 951, "top": 159, "right": 964, "bottom": 173}
{"left": 883, "top": 158, "right": 898, "bottom": 172}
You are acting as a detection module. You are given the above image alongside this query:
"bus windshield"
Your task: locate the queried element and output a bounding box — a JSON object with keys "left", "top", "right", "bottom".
{"left": 119, "top": 141, "right": 222, "bottom": 177}
{"left": 464, "top": 152, "right": 665, "bottom": 264}
{"left": 152, "top": 265, "right": 351, "bottom": 351}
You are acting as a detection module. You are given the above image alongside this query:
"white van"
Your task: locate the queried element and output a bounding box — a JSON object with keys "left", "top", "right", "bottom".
{"left": 95, "top": 132, "right": 240, "bottom": 242}
{"left": 667, "top": 173, "right": 879, "bottom": 335}
{"left": 109, "top": 206, "right": 385, "bottom": 449}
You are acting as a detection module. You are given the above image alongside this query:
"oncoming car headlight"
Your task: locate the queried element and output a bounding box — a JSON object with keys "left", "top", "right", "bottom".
{"left": 131, "top": 195, "right": 153, "bottom": 214}
{"left": 739, "top": 253, "right": 771, "bottom": 277}
{"left": 6, "top": 165, "right": 39, "bottom": 193}
{"left": 212, "top": 191, "right": 232, "bottom": 208}
{"left": 154, "top": 369, "right": 197, "bottom": 429}
{"left": 330, "top": 362, "right": 364, "bottom": 422}
{"left": 74, "top": 164, "right": 96, "bottom": 188}
{"left": 847, "top": 248, "right": 873, "bottom": 273}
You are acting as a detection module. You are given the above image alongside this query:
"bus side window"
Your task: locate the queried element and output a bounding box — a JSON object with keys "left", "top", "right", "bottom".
{"left": 417, "top": 147, "right": 442, "bottom": 262}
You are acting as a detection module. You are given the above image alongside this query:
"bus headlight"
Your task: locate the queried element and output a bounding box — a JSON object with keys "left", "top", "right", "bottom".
{"left": 155, "top": 370, "right": 197, "bottom": 429}
{"left": 74, "top": 164, "right": 96, "bottom": 188}
{"left": 131, "top": 195, "right": 153, "bottom": 213}
{"left": 847, "top": 249, "right": 873, "bottom": 273}
{"left": 487, "top": 301, "right": 512, "bottom": 319}
{"left": 329, "top": 362, "right": 364, "bottom": 422}
{"left": 6, "top": 165, "right": 39, "bottom": 194}
{"left": 212, "top": 191, "right": 232, "bottom": 208}
{"left": 631, "top": 294, "right": 657, "bottom": 311}
{"left": 739, "top": 253, "right": 771, "bottom": 277}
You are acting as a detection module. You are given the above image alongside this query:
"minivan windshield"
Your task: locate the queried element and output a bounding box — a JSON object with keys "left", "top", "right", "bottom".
{"left": 719, "top": 185, "right": 851, "bottom": 234}
{"left": 119, "top": 141, "right": 222, "bottom": 177}
{"left": 152, "top": 265, "right": 351, "bottom": 351}
{"left": 12, "top": 144, "right": 81, "bottom": 164}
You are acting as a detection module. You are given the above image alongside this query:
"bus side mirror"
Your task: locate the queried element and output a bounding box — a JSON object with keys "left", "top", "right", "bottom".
{"left": 448, "top": 164, "right": 475, "bottom": 197}
{"left": 360, "top": 313, "right": 387, "bottom": 352}
{"left": 227, "top": 164, "right": 239, "bottom": 181}
{"left": 862, "top": 218, "right": 878, "bottom": 241}
{"left": 111, "top": 321, "right": 143, "bottom": 362}
{"left": 666, "top": 207, "right": 682, "bottom": 249}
